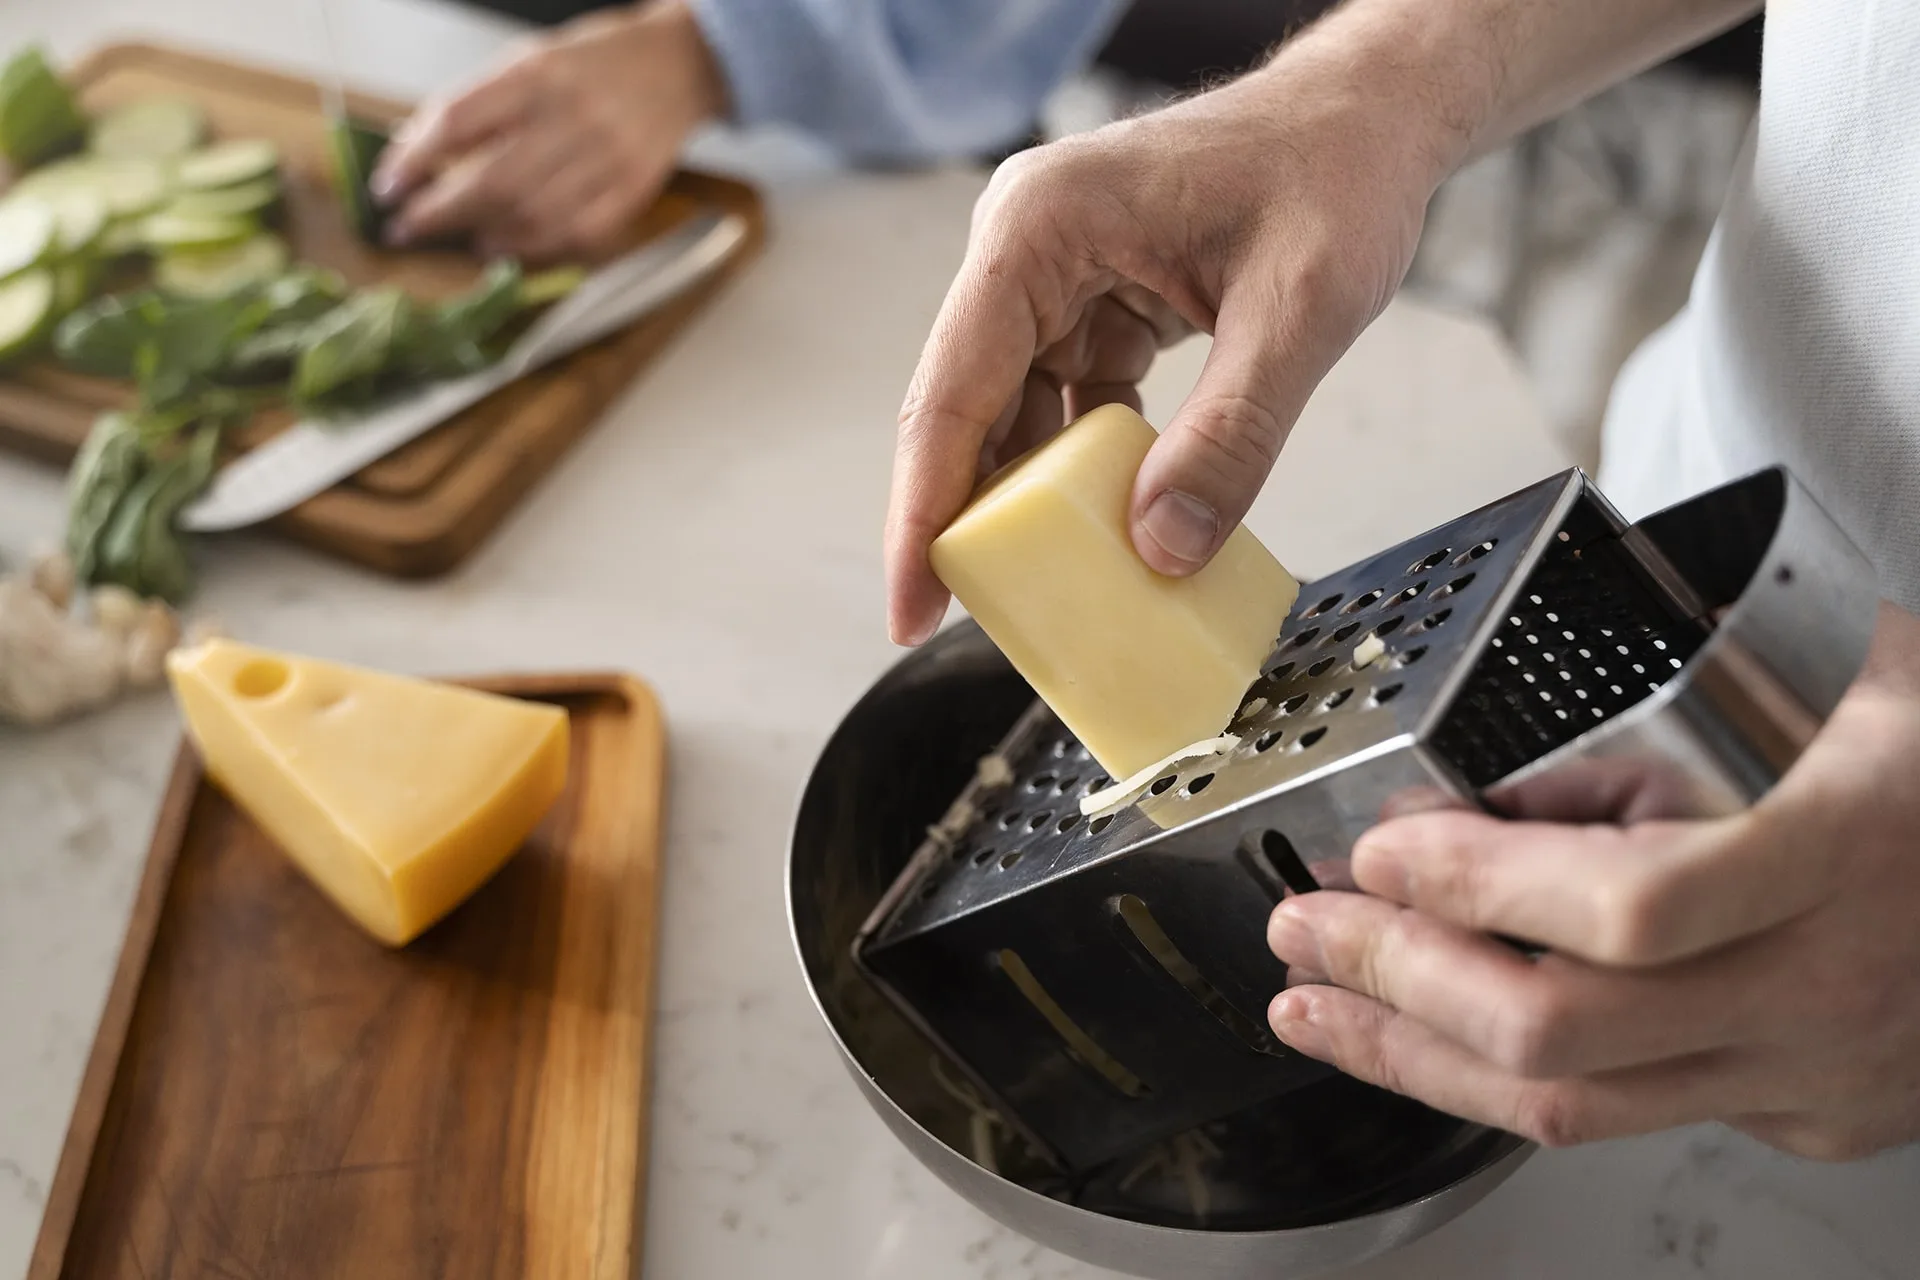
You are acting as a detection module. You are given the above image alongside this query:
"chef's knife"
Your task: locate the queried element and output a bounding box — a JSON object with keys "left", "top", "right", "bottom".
{"left": 179, "top": 209, "right": 749, "bottom": 533}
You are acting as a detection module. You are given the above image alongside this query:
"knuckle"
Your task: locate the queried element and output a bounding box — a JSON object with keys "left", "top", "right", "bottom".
{"left": 1181, "top": 393, "right": 1285, "bottom": 477}
{"left": 1487, "top": 986, "right": 1576, "bottom": 1077}
{"left": 1588, "top": 864, "right": 1679, "bottom": 965}
{"left": 1513, "top": 1086, "right": 1595, "bottom": 1149}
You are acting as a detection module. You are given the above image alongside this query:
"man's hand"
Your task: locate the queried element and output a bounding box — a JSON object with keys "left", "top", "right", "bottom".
{"left": 1267, "top": 603, "right": 1920, "bottom": 1160}
{"left": 884, "top": 32, "right": 1462, "bottom": 644}
{"left": 372, "top": 1, "right": 724, "bottom": 262}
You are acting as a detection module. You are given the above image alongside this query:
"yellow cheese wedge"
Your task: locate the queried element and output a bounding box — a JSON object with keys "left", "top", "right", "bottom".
{"left": 931, "top": 404, "right": 1298, "bottom": 781}
{"left": 166, "top": 639, "right": 568, "bottom": 946}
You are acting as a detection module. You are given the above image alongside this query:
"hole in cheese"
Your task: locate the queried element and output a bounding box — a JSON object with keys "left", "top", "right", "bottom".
{"left": 233, "top": 657, "right": 291, "bottom": 698}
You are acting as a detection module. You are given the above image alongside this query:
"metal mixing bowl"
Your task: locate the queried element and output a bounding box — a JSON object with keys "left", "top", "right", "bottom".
{"left": 788, "top": 621, "right": 1532, "bottom": 1278}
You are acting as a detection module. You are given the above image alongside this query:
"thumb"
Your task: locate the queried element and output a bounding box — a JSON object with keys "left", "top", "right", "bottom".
{"left": 1127, "top": 296, "right": 1314, "bottom": 575}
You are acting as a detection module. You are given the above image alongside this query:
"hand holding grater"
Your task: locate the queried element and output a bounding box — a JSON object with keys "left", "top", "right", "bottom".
{"left": 853, "top": 465, "right": 1879, "bottom": 1175}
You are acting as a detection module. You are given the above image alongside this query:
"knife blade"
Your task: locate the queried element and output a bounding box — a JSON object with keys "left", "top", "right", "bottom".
{"left": 179, "top": 209, "right": 749, "bottom": 533}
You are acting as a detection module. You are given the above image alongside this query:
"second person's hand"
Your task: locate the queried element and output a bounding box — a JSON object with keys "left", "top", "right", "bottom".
{"left": 371, "top": 1, "right": 726, "bottom": 262}
{"left": 883, "top": 10, "right": 1477, "bottom": 646}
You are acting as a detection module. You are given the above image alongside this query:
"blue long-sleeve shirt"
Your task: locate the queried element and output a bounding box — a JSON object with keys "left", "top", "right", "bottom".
{"left": 687, "top": 0, "right": 1127, "bottom": 162}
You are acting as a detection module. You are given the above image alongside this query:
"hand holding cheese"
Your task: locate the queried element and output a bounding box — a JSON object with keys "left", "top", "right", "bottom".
{"left": 931, "top": 405, "right": 1298, "bottom": 780}
{"left": 166, "top": 640, "right": 567, "bottom": 946}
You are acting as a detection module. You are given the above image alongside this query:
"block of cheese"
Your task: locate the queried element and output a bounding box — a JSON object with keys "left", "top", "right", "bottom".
{"left": 166, "top": 639, "right": 568, "bottom": 946}
{"left": 931, "top": 404, "right": 1298, "bottom": 780}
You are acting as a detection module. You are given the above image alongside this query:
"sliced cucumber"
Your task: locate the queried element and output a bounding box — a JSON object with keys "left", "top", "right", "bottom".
{"left": 0, "top": 269, "right": 56, "bottom": 363}
{"left": 174, "top": 139, "right": 280, "bottom": 191}
{"left": 154, "top": 233, "right": 290, "bottom": 298}
{"left": 161, "top": 176, "right": 280, "bottom": 221}
{"left": 0, "top": 200, "right": 56, "bottom": 280}
{"left": 15, "top": 155, "right": 170, "bottom": 220}
{"left": 88, "top": 97, "right": 206, "bottom": 160}
{"left": 141, "top": 211, "right": 258, "bottom": 253}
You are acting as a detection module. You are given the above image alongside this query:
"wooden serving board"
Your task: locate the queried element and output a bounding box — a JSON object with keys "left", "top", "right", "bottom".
{"left": 0, "top": 43, "right": 766, "bottom": 577}
{"left": 28, "top": 673, "right": 667, "bottom": 1280}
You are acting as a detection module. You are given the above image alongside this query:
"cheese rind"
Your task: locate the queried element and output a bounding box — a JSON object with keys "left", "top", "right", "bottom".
{"left": 931, "top": 405, "right": 1298, "bottom": 780}
{"left": 166, "top": 639, "right": 568, "bottom": 945}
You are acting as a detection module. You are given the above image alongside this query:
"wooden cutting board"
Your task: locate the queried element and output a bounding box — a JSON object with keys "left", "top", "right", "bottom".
{"left": 27, "top": 672, "right": 667, "bottom": 1280}
{"left": 0, "top": 42, "right": 766, "bottom": 577}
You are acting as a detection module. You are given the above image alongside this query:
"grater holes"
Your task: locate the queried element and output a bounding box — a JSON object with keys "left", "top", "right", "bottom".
{"left": 1056, "top": 775, "right": 1079, "bottom": 794}
{"left": 1386, "top": 582, "right": 1427, "bottom": 609}
{"left": 1326, "top": 621, "right": 1362, "bottom": 645}
{"left": 1057, "top": 812, "right": 1082, "bottom": 834}
{"left": 1148, "top": 775, "right": 1179, "bottom": 797}
{"left": 1371, "top": 683, "right": 1404, "bottom": 706}
{"left": 1264, "top": 660, "right": 1296, "bottom": 684}
{"left": 1028, "top": 773, "right": 1056, "bottom": 792}
{"left": 1408, "top": 549, "right": 1451, "bottom": 574}
{"left": 1289, "top": 626, "right": 1322, "bottom": 648}
{"left": 1255, "top": 729, "right": 1283, "bottom": 752}
{"left": 1255, "top": 830, "right": 1321, "bottom": 896}
{"left": 1306, "top": 657, "right": 1338, "bottom": 678}
{"left": 997, "top": 810, "right": 1021, "bottom": 830}
{"left": 1431, "top": 571, "right": 1477, "bottom": 600}
{"left": 1321, "top": 687, "right": 1353, "bottom": 712}
{"left": 1342, "top": 589, "right": 1385, "bottom": 614}
{"left": 1304, "top": 592, "right": 1344, "bottom": 618}
{"left": 1373, "top": 615, "right": 1405, "bottom": 639}
{"left": 1050, "top": 738, "right": 1072, "bottom": 759}
{"left": 1084, "top": 774, "right": 1110, "bottom": 794}
{"left": 1296, "top": 726, "right": 1328, "bottom": 750}
{"left": 1089, "top": 814, "right": 1115, "bottom": 835}
{"left": 1414, "top": 607, "right": 1453, "bottom": 632}
{"left": 972, "top": 845, "right": 996, "bottom": 867}
{"left": 1281, "top": 692, "right": 1311, "bottom": 714}
{"left": 999, "top": 850, "right": 1023, "bottom": 870}
{"left": 1454, "top": 540, "right": 1498, "bottom": 565}
{"left": 1027, "top": 811, "right": 1053, "bottom": 831}
{"left": 1397, "top": 644, "right": 1429, "bottom": 667}
{"left": 1183, "top": 773, "right": 1214, "bottom": 797}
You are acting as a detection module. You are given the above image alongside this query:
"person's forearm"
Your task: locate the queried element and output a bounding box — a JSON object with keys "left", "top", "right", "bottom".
{"left": 1253, "top": 0, "right": 1761, "bottom": 176}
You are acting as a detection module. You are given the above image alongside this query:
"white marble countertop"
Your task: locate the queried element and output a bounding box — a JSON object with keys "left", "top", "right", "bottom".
{"left": 3, "top": 3, "right": 1918, "bottom": 1278}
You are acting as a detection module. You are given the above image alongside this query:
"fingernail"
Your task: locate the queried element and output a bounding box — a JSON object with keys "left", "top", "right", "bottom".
{"left": 1266, "top": 900, "right": 1325, "bottom": 971}
{"left": 1268, "top": 993, "right": 1330, "bottom": 1058}
{"left": 369, "top": 170, "right": 396, "bottom": 202}
{"left": 892, "top": 614, "right": 938, "bottom": 648}
{"left": 1138, "top": 490, "right": 1218, "bottom": 567}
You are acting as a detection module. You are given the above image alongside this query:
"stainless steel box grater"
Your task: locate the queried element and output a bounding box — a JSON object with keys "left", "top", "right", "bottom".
{"left": 852, "top": 465, "right": 1879, "bottom": 1175}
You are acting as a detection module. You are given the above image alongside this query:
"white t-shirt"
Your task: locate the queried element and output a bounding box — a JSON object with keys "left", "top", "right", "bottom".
{"left": 1599, "top": 6, "right": 1920, "bottom": 610}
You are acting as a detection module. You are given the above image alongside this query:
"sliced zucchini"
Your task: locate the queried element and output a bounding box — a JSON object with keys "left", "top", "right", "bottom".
{"left": 174, "top": 139, "right": 280, "bottom": 191}
{"left": 140, "top": 211, "right": 258, "bottom": 253}
{"left": 327, "top": 115, "right": 391, "bottom": 243}
{"left": 0, "top": 269, "right": 57, "bottom": 363}
{"left": 0, "top": 200, "right": 56, "bottom": 280}
{"left": 88, "top": 97, "right": 207, "bottom": 160}
{"left": 21, "top": 190, "right": 109, "bottom": 256}
{"left": 54, "top": 258, "right": 93, "bottom": 314}
{"left": 96, "top": 217, "right": 148, "bottom": 259}
{"left": 161, "top": 176, "right": 280, "bottom": 221}
{"left": 0, "top": 47, "right": 86, "bottom": 167}
{"left": 16, "top": 155, "right": 170, "bottom": 220}
{"left": 519, "top": 264, "right": 586, "bottom": 306}
{"left": 154, "top": 233, "right": 290, "bottom": 298}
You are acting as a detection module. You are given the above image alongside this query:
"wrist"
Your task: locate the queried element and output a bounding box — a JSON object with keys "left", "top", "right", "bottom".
{"left": 1240, "top": 0, "right": 1502, "bottom": 197}
{"left": 622, "top": 0, "right": 730, "bottom": 124}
